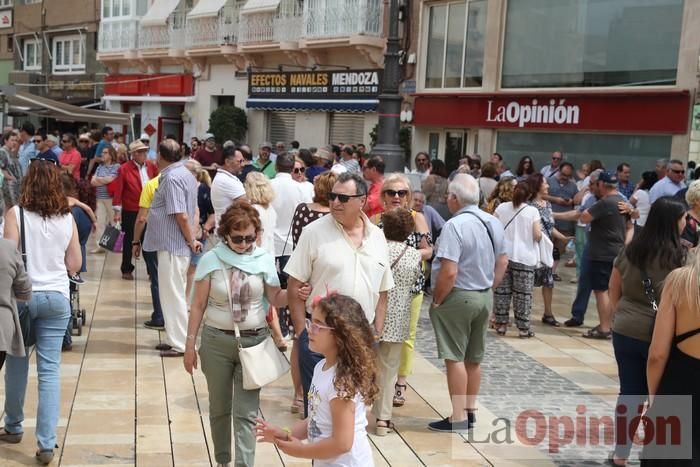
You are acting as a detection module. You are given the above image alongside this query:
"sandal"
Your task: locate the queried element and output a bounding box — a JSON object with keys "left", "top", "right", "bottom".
{"left": 541, "top": 315, "right": 561, "bottom": 327}
{"left": 0, "top": 427, "right": 23, "bottom": 444}
{"left": 519, "top": 329, "right": 535, "bottom": 339}
{"left": 496, "top": 325, "right": 507, "bottom": 336}
{"left": 375, "top": 419, "right": 395, "bottom": 436}
{"left": 582, "top": 325, "right": 612, "bottom": 340}
{"left": 393, "top": 384, "right": 407, "bottom": 407}
{"left": 290, "top": 398, "right": 304, "bottom": 414}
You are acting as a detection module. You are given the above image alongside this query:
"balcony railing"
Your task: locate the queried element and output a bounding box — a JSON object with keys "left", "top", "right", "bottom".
{"left": 239, "top": 0, "right": 302, "bottom": 44}
{"left": 303, "top": 0, "right": 382, "bottom": 38}
{"left": 186, "top": 5, "right": 240, "bottom": 48}
{"left": 139, "top": 11, "right": 188, "bottom": 50}
{"left": 98, "top": 19, "right": 139, "bottom": 53}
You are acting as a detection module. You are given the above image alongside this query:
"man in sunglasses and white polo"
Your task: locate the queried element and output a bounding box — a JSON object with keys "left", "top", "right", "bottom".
{"left": 285, "top": 171, "right": 394, "bottom": 417}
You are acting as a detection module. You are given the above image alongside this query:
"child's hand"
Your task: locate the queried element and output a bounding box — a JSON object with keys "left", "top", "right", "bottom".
{"left": 275, "top": 436, "right": 304, "bottom": 457}
{"left": 298, "top": 282, "right": 311, "bottom": 301}
{"left": 255, "top": 418, "right": 286, "bottom": 444}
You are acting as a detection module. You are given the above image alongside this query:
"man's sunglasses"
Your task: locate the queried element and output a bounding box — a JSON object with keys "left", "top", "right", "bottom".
{"left": 62, "top": 139, "right": 71, "bottom": 144}
{"left": 293, "top": 167, "right": 306, "bottom": 174}
{"left": 670, "top": 169, "right": 685, "bottom": 175}
{"left": 228, "top": 235, "right": 257, "bottom": 245}
{"left": 383, "top": 189, "right": 409, "bottom": 198}
{"left": 32, "top": 139, "right": 42, "bottom": 144}
{"left": 32, "top": 157, "right": 57, "bottom": 165}
{"left": 329, "top": 192, "right": 364, "bottom": 203}
{"left": 552, "top": 157, "right": 562, "bottom": 161}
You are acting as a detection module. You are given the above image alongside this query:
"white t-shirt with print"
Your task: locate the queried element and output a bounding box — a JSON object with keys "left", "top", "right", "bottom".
{"left": 307, "top": 360, "right": 374, "bottom": 467}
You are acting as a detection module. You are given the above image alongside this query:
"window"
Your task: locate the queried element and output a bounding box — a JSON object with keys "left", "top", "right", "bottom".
{"left": 423, "top": 0, "right": 487, "bottom": 89}
{"left": 102, "top": 0, "right": 131, "bottom": 19}
{"left": 0, "top": 1, "right": 12, "bottom": 7}
{"left": 502, "top": 0, "right": 683, "bottom": 88}
{"left": 22, "top": 0, "right": 40, "bottom": 4}
{"left": 22, "top": 39, "right": 41, "bottom": 71}
{"left": 7, "top": 36, "right": 13, "bottom": 53}
{"left": 52, "top": 35, "right": 85, "bottom": 74}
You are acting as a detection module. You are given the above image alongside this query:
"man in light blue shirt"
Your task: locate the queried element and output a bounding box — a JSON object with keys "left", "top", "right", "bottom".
{"left": 17, "top": 122, "right": 37, "bottom": 176}
{"left": 649, "top": 159, "right": 686, "bottom": 203}
{"left": 427, "top": 173, "right": 508, "bottom": 434}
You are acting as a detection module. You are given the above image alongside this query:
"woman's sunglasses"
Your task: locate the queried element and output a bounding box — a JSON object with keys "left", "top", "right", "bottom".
{"left": 328, "top": 192, "right": 364, "bottom": 203}
{"left": 228, "top": 235, "right": 256, "bottom": 245}
{"left": 293, "top": 167, "right": 306, "bottom": 174}
{"left": 383, "top": 189, "right": 409, "bottom": 198}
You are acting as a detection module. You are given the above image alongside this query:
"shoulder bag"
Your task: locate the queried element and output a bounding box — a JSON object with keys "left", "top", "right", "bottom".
{"left": 18, "top": 207, "right": 35, "bottom": 347}
{"left": 536, "top": 234, "right": 554, "bottom": 268}
{"left": 219, "top": 259, "right": 290, "bottom": 390}
{"left": 503, "top": 206, "right": 527, "bottom": 231}
{"left": 458, "top": 210, "right": 495, "bottom": 253}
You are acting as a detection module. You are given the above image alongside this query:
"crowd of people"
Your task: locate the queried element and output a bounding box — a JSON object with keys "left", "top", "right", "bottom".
{"left": 0, "top": 121, "right": 698, "bottom": 467}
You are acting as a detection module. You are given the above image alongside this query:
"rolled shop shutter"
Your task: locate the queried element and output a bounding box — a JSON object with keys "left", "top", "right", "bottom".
{"left": 328, "top": 113, "right": 366, "bottom": 146}
{"left": 267, "top": 111, "right": 296, "bottom": 146}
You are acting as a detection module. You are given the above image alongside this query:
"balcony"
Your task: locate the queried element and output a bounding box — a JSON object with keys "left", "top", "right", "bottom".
{"left": 303, "top": 0, "right": 382, "bottom": 39}
{"left": 139, "top": 11, "right": 187, "bottom": 52}
{"left": 186, "top": 5, "right": 241, "bottom": 49}
{"left": 239, "top": 0, "right": 302, "bottom": 45}
{"left": 98, "top": 19, "right": 139, "bottom": 54}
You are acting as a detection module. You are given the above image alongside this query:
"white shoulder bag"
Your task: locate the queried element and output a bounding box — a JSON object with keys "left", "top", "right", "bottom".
{"left": 536, "top": 234, "right": 554, "bottom": 268}
{"left": 219, "top": 259, "right": 290, "bottom": 390}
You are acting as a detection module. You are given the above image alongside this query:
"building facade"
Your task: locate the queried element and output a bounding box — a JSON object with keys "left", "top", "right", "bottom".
{"left": 0, "top": 2, "right": 13, "bottom": 86}
{"left": 9, "top": 0, "right": 106, "bottom": 127}
{"left": 97, "top": 0, "right": 401, "bottom": 150}
{"left": 412, "top": 0, "right": 700, "bottom": 174}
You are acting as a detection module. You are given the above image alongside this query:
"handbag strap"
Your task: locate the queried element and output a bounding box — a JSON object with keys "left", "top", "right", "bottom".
{"left": 391, "top": 244, "right": 409, "bottom": 269}
{"left": 503, "top": 206, "right": 527, "bottom": 231}
{"left": 217, "top": 255, "right": 242, "bottom": 343}
{"left": 640, "top": 269, "right": 658, "bottom": 314}
{"left": 458, "top": 210, "right": 495, "bottom": 253}
{"left": 19, "top": 206, "right": 27, "bottom": 269}
{"left": 279, "top": 207, "right": 295, "bottom": 258}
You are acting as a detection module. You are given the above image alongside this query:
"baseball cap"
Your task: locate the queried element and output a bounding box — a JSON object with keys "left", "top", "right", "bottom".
{"left": 129, "top": 140, "right": 149, "bottom": 152}
{"left": 140, "top": 133, "right": 150, "bottom": 141}
{"left": 78, "top": 133, "right": 91, "bottom": 142}
{"left": 31, "top": 150, "right": 59, "bottom": 165}
{"left": 598, "top": 170, "right": 618, "bottom": 184}
{"left": 204, "top": 133, "right": 215, "bottom": 141}
{"left": 260, "top": 141, "right": 272, "bottom": 149}
{"left": 314, "top": 147, "right": 333, "bottom": 162}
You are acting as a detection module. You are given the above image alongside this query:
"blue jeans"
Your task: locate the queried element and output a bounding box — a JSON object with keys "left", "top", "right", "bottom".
{"left": 143, "top": 250, "right": 164, "bottom": 325}
{"left": 4, "top": 291, "right": 70, "bottom": 450}
{"left": 570, "top": 246, "right": 593, "bottom": 322}
{"left": 297, "top": 329, "right": 324, "bottom": 418}
{"left": 612, "top": 332, "right": 649, "bottom": 459}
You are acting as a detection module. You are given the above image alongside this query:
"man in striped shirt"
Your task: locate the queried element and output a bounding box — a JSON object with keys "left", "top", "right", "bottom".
{"left": 142, "top": 139, "right": 200, "bottom": 357}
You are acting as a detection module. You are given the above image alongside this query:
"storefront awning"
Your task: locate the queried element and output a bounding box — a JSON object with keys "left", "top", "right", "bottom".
{"left": 141, "top": 0, "right": 182, "bottom": 26}
{"left": 187, "top": 0, "right": 228, "bottom": 19}
{"left": 241, "top": 0, "right": 281, "bottom": 15}
{"left": 1, "top": 87, "right": 131, "bottom": 125}
{"left": 246, "top": 98, "right": 378, "bottom": 113}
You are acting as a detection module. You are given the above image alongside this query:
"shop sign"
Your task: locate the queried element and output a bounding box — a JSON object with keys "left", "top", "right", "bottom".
{"left": 248, "top": 69, "right": 382, "bottom": 99}
{"left": 0, "top": 9, "right": 12, "bottom": 29}
{"left": 413, "top": 92, "right": 691, "bottom": 134}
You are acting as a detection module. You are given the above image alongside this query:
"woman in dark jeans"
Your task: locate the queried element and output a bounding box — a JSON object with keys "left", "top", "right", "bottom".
{"left": 608, "top": 196, "right": 688, "bottom": 466}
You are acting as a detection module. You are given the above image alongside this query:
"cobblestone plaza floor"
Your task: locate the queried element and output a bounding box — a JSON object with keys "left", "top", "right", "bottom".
{"left": 0, "top": 249, "right": 633, "bottom": 466}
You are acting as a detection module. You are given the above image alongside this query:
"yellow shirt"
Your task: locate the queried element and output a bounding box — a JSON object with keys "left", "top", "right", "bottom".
{"left": 138, "top": 175, "right": 161, "bottom": 209}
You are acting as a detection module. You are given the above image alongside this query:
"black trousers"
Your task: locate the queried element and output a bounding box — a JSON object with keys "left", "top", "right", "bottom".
{"left": 120, "top": 210, "right": 138, "bottom": 274}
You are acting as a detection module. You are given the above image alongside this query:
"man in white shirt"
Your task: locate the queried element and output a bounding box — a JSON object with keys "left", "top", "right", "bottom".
{"left": 285, "top": 171, "right": 394, "bottom": 416}
{"left": 210, "top": 146, "right": 246, "bottom": 228}
{"left": 541, "top": 151, "right": 564, "bottom": 178}
{"left": 407, "top": 151, "right": 431, "bottom": 181}
{"left": 649, "top": 159, "right": 686, "bottom": 203}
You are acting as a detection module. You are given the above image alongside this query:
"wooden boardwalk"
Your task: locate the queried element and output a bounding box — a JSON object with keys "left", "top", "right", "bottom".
{"left": 0, "top": 249, "right": 618, "bottom": 466}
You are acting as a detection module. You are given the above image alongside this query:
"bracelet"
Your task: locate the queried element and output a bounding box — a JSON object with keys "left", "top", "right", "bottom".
{"left": 186, "top": 335, "right": 196, "bottom": 341}
{"left": 282, "top": 427, "right": 291, "bottom": 441}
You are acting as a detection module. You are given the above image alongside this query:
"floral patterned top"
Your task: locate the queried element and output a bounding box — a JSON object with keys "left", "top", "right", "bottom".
{"left": 529, "top": 199, "right": 555, "bottom": 239}
{"left": 382, "top": 241, "right": 422, "bottom": 343}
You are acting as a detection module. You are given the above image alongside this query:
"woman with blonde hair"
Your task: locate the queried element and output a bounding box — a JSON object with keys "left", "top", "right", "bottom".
{"left": 116, "top": 143, "right": 128, "bottom": 164}
{"left": 375, "top": 173, "right": 432, "bottom": 409}
{"left": 484, "top": 176, "right": 516, "bottom": 214}
{"left": 292, "top": 156, "right": 315, "bottom": 200}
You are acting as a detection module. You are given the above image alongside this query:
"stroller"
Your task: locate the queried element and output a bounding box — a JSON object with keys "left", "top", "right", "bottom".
{"left": 70, "top": 281, "right": 87, "bottom": 336}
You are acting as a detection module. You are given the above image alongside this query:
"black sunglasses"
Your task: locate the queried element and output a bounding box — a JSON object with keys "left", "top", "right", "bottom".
{"left": 671, "top": 169, "right": 685, "bottom": 175}
{"left": 32, "top": 157, "right": 58, "bottom": 165}
{"left": 228, "top": 235, "right": 257, "bottom": 245}
{"left": 293, "top": 167, "right": 306, "bottom": 174}
{"left": 329, "top": 192, "right": 364, "bottom": 203}
{"left": 33, "top": 139, "right": 42, "bottom": 144}
{"left": 383, "top": 189, "right": 409, "bottom": 198}
{"left": 62, "top": 139, "right": 71, "bottom": 143}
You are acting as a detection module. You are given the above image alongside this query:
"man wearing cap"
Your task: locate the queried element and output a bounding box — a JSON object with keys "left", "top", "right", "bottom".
{"left": 59, "top": 133, "right": 81, "bottom": 180}
{"left": 17, "top": 122, "right": 37, "bottom": 176}
{"left": 305, "top": 146, "right": 332, "bottom": 183}
{"left": 193, "top": 134, "right": 223, "bottom": 180}
{"left": 77, "top": 133, "right": 94, "bottom": 179}
{"left": 140, "top": 133, "right": 157, "bottom": 160}
{"left": 112, "top": 140, "right": 159, "bottom": 280}
{"left": 253, "top": 142, "right": 276, "bottom": 179}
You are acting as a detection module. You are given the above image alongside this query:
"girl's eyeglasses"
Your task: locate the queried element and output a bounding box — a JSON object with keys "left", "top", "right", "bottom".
{"left": 228, "top": 235, "right": 256, "bottom": 244}
{"left": 383, "top": 189, "right": 409, "bottom": 198}
{"left": 305, "top": 318, "right": 334, "bottom": 334}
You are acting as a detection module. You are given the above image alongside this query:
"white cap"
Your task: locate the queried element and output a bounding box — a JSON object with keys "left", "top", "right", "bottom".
{"left": 140, "top": 133, "right": 150, "bottom": 141}
{"left": 204, "top": 133, "right": 215, "bottom": 141}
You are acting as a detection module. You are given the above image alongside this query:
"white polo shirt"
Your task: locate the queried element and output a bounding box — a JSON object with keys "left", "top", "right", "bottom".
{"left": 211, "top": 169, "right": 246, "bottom": 227}
{"left": 284, "top": 213, "right": 395, "bottom": 323}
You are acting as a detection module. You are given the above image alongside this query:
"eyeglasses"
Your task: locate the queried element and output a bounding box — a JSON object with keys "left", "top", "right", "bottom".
{"left": 228, "top": 235, "right": 257, "bottom": 245}
{"left": 33, "top": 139, "right": 42, "bottom": 144}
{"left": 61, "top": 140, "right": 71, "bottom": 144}
{"left": 293, "top": 167, "right": 306, "bottom": 174}
{"left": 383, "top": 189, "right": 409, "bottom": 198}
{"left": 305, "top": 318, "right": 334, "bottom": 334}
{"left": 671, "top": 169, "right": 685, "bottom": 175}
{"left": 552, "top": 157, "right": 562, "bottom": 161}
{"left": 32, "top": 157, "right": 58, "bottom": 165}
{"left": 329, "top": 192, "right": 364, "bottom": 203}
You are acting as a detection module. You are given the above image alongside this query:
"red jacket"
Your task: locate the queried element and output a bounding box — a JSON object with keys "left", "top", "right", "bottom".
{"left": 112, "top": 160, "right": 159, "bottom": 212}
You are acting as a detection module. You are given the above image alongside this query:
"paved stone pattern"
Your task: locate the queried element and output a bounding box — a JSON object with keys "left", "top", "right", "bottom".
{"left": 416, "top": 301, "right": 642, "bottom": 466}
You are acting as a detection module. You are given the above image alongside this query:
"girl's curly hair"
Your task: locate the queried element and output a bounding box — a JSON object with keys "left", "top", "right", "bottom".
{"left": 314, "top": 294, "right": 379, "bottom": 404}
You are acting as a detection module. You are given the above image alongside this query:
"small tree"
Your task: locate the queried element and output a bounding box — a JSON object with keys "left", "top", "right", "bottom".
{"left": 208, "top": 105, "right": 248, "bottom": 144}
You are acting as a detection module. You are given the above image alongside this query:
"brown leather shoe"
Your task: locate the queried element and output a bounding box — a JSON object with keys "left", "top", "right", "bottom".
{"left": 122, "top": 272, "right": 134, "bottom": 280}
{"left": 0, "top": 427, "right": 23, "bottom": 444}
{"left": 160, "top": 349, "right": 184, "bottom": 357}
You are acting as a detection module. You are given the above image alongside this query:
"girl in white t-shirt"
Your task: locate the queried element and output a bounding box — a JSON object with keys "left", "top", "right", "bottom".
{"left": 256, "top": 294, "right": 378, "bottom": 467}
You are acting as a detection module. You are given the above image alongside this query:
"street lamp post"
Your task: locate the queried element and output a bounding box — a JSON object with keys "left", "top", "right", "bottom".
{"left": 371, "top": 0, "right": 405, "bottom": 173}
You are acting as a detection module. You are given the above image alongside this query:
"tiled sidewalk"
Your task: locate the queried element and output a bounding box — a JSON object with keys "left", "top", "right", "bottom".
{"left": 0, "top": 251, "right": 623, "bottom": 466}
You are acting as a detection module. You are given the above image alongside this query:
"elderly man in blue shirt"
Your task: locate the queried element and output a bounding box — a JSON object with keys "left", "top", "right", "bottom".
{"left": 649, "top": 159, "right": 686, "bottom": 203}
{"left": 427, "top": 173, "right": 508, "bottom": 433}
{"left": 17, "top": 122, "right": 37, "bottom": 176}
